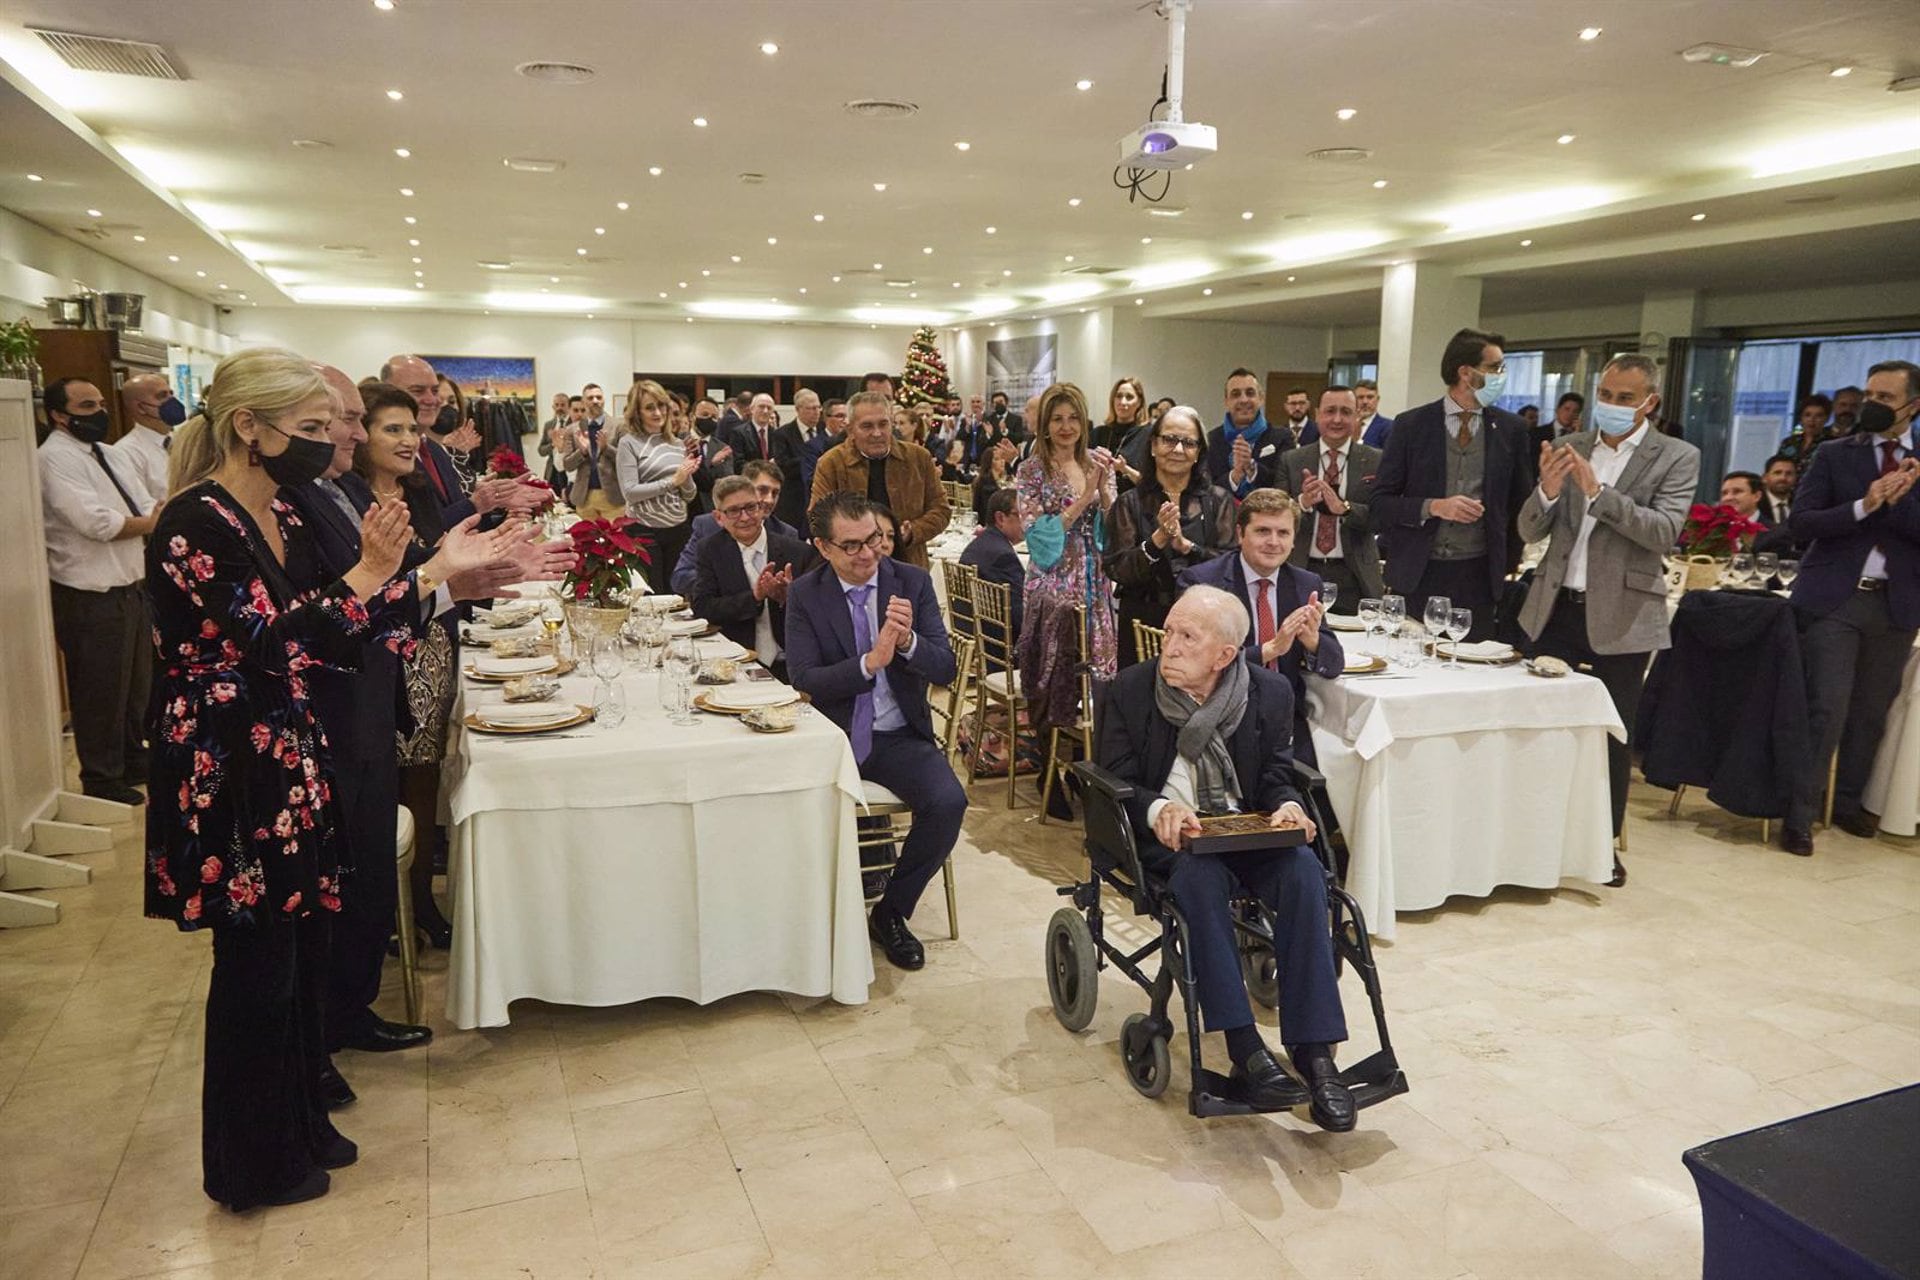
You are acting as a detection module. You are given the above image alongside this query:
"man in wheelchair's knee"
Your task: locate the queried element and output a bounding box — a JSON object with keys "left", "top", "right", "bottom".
{"left": 1100, "top": 585, "right": 1355, "bottom": 1131}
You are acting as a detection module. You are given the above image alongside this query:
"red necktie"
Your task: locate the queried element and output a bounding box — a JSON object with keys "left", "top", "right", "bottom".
{"left": 760, "top": 424, "right": 770, "bottom": 458}
{"left": 423, "top": 445, "right": 449, "bottom": 500}
{"left": 1315, "top": 449, "right": 1341, "bottom": 555}
{"left": 1255, "top": 579, "right": 1277, "bottom": 669}
{"left": 1881, "top": 439, "right": 1899, "bottom": 477}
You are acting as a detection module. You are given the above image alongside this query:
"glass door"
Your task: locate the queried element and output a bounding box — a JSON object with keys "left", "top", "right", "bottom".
{"left": 1670, "top": 338, "right": 1741, "bottom": 502}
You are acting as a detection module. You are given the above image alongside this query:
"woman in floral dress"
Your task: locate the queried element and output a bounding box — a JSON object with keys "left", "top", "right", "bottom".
{"left": 1015, "top": 382, "right": 1118, "bottom": 742}
{"left": 147, "top": 348, "right": 517, "bottom": 1210}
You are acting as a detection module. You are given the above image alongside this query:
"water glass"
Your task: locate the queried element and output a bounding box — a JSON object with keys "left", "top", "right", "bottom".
{"left": 1777, "top": 559, "right": 1799, "bottom": 590}
{"left": 1754, "top": 552, "right": 1779, "bottom": 585}
{"left": 593, "top": 678, "right": 628, "bottom": 729}
{"left": 1446, "top": 608, "right": 1472, "bottom": 667}
{"left": 1318, "top": 580, "right": 1339, "bottom": 614}
{"left": 1728, "top": 551, "right": 1755, "bottom": 588}
{"left": 1423, "top": 596, "right": 1452, "bottom": 663}
{"left": 589, "top": 634, "right": 625, "bottom": 683}
{"left": 1358, "top": 598, "right": 1383, "bottom": 655}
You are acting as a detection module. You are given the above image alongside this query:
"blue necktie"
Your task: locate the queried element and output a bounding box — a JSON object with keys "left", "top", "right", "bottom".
{"left": 848, "top": 585, "right": 875, "bottom": 763}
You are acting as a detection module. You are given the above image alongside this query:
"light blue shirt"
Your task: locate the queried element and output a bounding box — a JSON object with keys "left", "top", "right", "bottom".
{"left": 839, "top": 574, "right": 915, "bottom": 733}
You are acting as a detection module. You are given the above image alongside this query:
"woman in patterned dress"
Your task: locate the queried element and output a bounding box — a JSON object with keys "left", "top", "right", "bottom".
{"left": 1015, "top": 382, "right": 1118, "bottom": 742}
{"left": 148, "top": 348, "right": 518, "bottom": 1210}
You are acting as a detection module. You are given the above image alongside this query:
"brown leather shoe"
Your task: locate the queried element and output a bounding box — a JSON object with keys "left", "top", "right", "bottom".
{"left": 1780, "top": 826, "right": 1814, "bottom": 857}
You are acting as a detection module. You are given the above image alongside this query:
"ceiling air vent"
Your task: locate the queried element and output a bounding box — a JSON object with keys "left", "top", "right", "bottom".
{"left": 503, "top": 157, "right": 565, "bottom": 173}
{"left": 28, "top": 27, "right": 182, "bottom": 79}
{"left": 738, "top": 172, "right": 767, "bottom": 185}
{"left": 70, "top": 226, "right": 112, "bottom": 241}
{"left": 516, "top": 61, "right": 595, "bottom": 84}
{"left": 1064, "top": 264, "right": 1125, "bottom": 276}
{"left": 843, "top": 98, "right": 918, "bottom": 119}
{"left": 1307, "top": 147, "right": 1373, "bottom": 163}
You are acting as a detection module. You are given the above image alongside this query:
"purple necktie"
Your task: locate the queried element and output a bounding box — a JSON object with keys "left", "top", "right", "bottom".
{"left": 848, "top": 585, "right": 875, "bottom": 763}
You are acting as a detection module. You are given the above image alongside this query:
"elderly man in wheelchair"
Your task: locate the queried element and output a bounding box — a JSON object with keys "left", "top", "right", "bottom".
{"left": 1046, "top": 584, "right": 1405, "bottom": 1130}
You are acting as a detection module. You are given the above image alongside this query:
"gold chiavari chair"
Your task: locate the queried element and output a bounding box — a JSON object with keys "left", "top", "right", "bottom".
{"left": 1132, "top": 620, "right": 1165, "bottom": 662}
{"left": 967, "top": 576, "right": 1029, "bottom": 808}
{"left": 1038, "top": 605, "right": 1097, "bottom": 825}
{"left": 856, "top": 785, "right": 959, "bottom": 940}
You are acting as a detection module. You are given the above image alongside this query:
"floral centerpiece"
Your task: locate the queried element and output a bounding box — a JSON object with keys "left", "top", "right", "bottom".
{"left": 486, "top": 445, "right": 549, "bottom": 491}
{"left": 1679, "top": 503, "right": 1766, "bottom": 558}
{"left": 561, "top": 516, "right": 652, "bottom": 641}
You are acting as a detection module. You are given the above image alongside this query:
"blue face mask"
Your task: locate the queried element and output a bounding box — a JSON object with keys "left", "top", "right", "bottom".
{"left": 1591, "top": 398, "right": 1646, "bottom": 436}
{"left": 158, "top": 396, "right": 188, "bottom": 426}
{"left": 1473, "top": 370, "right": 1508, "bottom": 408}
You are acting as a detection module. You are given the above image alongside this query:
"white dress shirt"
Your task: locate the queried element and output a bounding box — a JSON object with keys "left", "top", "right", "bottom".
{"left": 735, "top": 527, "right": 780, "bottom": 665}
{"left": 111, "top": 423, "right": 172, "bottom": 503}
{"left": 39, "top": 429, "right": 152, "bottom": 591}
{"left": 1537, "top": 421, "right": 1649, "bottom": 591}
{"left": 1855, "top": 427, "right": 1914, "bottom": 581}
{"left": 1240, "top": 555, "right": 1284, "bottom": 638}
{"left": 1309, "top": 440, "right": 1349, "bottom": 560}
{"left": 1145, "top": 753, "right": 1245, "bottom": 829}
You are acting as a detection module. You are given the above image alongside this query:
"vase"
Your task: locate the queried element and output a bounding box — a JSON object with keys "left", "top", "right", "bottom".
{"left": 1682, "top": 555, "right": 1724, "bottom": 593}
{"left": 564, "top": 600, "right": 629, "bottom": 647}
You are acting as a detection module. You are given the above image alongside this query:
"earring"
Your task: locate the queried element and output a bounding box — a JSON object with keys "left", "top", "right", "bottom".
{"left": 247, "top": 438, "right": 261, "bottom": 466}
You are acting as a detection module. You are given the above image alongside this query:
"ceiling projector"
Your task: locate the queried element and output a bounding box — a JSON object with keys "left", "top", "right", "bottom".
{"left": 1118, "top": 118, "right": 1218, "bottom": 171}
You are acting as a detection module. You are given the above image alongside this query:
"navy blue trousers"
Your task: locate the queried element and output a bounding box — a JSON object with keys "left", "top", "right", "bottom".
{"left": 861, "top": 730, "right": 966, "bottom": 917}
{"left": 1140, "top": 840, "right": 1348, "bottom": 1046}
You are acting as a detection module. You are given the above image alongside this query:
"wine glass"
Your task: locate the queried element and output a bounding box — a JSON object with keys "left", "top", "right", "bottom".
{"left": 1776, "top": 559, "right": 1799, "bottom": 591}
{"left": 1446, "top": 607, "right": 1472, "bottom": 668}
{"left": 540, "top": 600, "right": 566, "bottom": 655}
{"left": 1754, "top": 551, "right": 1779, "bottom": 587}
{"left": 1358, "top": 598, "right": 1382, "bottom": 656}
{"left": 661, "top": 635, "right": 698, "bottom": 726}
{"left": 1727, "top": 551, "right": 1755, "bottom": 589}
{"left": 1423, "top": 596, "right": 1452, "bottom": 664}
{"left": 1318, "top": 580, "right": 1338, "bottom": 616}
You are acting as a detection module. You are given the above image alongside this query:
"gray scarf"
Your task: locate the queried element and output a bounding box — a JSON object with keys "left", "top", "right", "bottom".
{"left": 1153, "top": 656, "right": 1249, "bottom": 815}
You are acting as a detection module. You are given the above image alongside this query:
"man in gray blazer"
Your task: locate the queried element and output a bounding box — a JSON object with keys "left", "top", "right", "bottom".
{"left": 1279, "top": 385, "right": 1384, "bottom": 611}
{"left": 1517, "top": 354, "right": 1700, "bottom": 885}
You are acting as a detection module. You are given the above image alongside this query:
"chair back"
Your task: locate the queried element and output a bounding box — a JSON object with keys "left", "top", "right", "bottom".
{"left": 1070, "top": 604, "right": 1096, "bottom": 740}
{"left": 972, "top": 576, "right": 1019, "bottom": 676}
{"left": 941, "top": 559, "right": 979, "bottom": 638}
{"left": 945, "top": 480, "right": 971, "bottom": 514}
{"left": 1132, "top": 621, "right": 1164, "bottom": 662}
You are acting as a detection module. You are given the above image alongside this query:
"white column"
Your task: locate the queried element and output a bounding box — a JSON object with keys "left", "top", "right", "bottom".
{"left": 1375, "top": 262, "right": 1483, "bottom": 417}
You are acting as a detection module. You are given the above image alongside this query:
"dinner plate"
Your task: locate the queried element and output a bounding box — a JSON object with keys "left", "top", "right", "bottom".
{"left": 462, "top": 703, "right": 594, "bottom": 735}
{"left": 693, "top": 689, "right": 811, "bottom": 716}
{"left": 694, "top": 638, "right": 751, "bottom": 661}
{"left": 471, "top": 654, "right": 558, "bottom": 676}
{"left": 475, "top": 701, "right": 577, "bottom": 728}
{"left": 1435, "top": 641, "right": 1520, "bottom": 664}
{"left": 1343, "top": 655, "right": 1389, "bottom": 675}
{"left": 465, "top": 657, "right": 576, "bottom": 682}
{"left": 1327, "top": 614, "right": 1367, "bottom": 632}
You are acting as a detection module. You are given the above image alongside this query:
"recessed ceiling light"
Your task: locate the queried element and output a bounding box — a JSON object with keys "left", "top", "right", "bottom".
{"left": 577, "top": 247, "right": 588, "bottom": 255}
{"left": 1002, "top": 269, "right": 1013, "bottom": 277}
{"left": 541, "top": 287, "right": 550, "bottom": 293}
{"left": 1241, "top": 210, "right": 1254, "bottom": 220}
{"left": 1067, "top": 197, "right": 1082, "bottom": 208}
{"left": 616, "top": 201, "right": 629, "bottom": 210}
{"left": 1286, "top": 275, "right": 1297, "bottom": 282}
{"left": 954, "top": 140, "right": 970, "bottom": 151}
{"left": 1336, "top": 107, "right": 1357, "bottom": 121}
{"left": 408, "top": 237, "right": 420, "bottom": 246}
{"left": 86, "top": 208, "right": 102, "bottom": 217}
{"left": 692, "top": 116, "right": 708, "bottom": 127}
{"left": 399, "top": 187, "right": 414, "bottom": 196}
{"left": 648, "top": 166, "right": 663, "bottom": 177}
{"left": 659, "top": 291, "right": 668, "bottom": 299}
{"left": 132, "top": 234, "right": 146, "bottom": 242}
{"left": 587, "top": 313, "right": 594, "bottom": 319}
{"left": 985, "top": 226, "right": 997, "bottom": 234}
{"left": 1075, "top": 79, "right": 1093, "bottom": 91}
{"left": 217, "top": 283, "right": 228, "bottom": 290}
{"left": 1372, "top": 179, "right": 1389, "bottom": 189}
{"left": 1202, "top": 287, "right": 1213, "bottom": 295}
{"left": 922, "top": 246, "right": 933, "bottom": 254}
{"left": 415, "top": 282, "right": 425, "bottom": 288}
{"left": 909, "top": 292, "right": 918, "bottom": 298}
{"left": 873, "top": 182, "right": 888, "bottom": 192}
{"left": 195, "top": 270, "right": 206, "bottom": 277}
{"left": 1519, "top": 238, "right": 1533, "bottom": 246}
{"left": 678, "top": 281, "right": 688, "bottom": 288}
{"left": 759, "top": 41, "right": 779, "bottom": 55}
{"left": 1134, "top": 298, "right": 1144, "bottom": 305}
{"left": 404, "top": 215, "right": 416, "bottom": 224}
{"left": 951, "top": 281, "right": 960, "bottom": 287}
{"left": 1140, "top": 236, "right": 1152, "bottom": 244}
{"left": 730, "top": 254, "right": 742, "bottom": 263}
{"left": 1064, "top": 254, "right": 1075, "bottom": 262}
{"left": 411, "top": 256, "right": 422, "bottom": 263}
{"left": 394, "top": 147, "right": 410, "bottom": 157}
{"left": 1579, "top": 27, "right": 1602, "bottom": 41}
{"left": 167, "top": 254, "right": 179, "bottom": 262}
{"left": 237, "top": 293, "right": 247, "bottom": 300}
{"left": 374, "top": 0, "right": 394, "bottom": 10}
{"left": 1557, "top": 134, "right": 1576, "bottom": 145}
{"left": 549, "top": 276, "right": 559, "bottom": 283}
{"left": 26, "top": 173, "right": 42, "bottom": 181}
{"left": 414, "top": 270, "right": 423, "bottom": 277}
{"left": 831, "top": 275, "right": 841, "bottom": 282}
{"left": 799, "top": 287, "right": 807, "bottom": 294}
{"left": 1830, "top": 65, "right": 1853, "bottom": 77}
{"left": 386, "top": 88, "right": 404, "bottom": 100}
{"left": 1691, "top": 212, "right": 1707, "bottom": 221}
{"left": 767, "top": 236, "right": 778, "bottom": 245}
{"left": 872, "top": 262, "right": 883, "bottom": 270}
{"left": 595, "top": 227, "right": 606, "bottom": 235}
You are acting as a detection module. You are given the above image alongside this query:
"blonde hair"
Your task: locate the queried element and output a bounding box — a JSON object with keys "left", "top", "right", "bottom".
{"left": 168, "top": 347, "right": 327, "bottom": 495}
{"left": 1236, "top": 487, "right": 1300, "bottom": 531}
{"left": 1035, "top": 381, "right": 1092, "bottom": 480}
{"left": 614, "top": 378, "right": 678, "bottom": 447}
{"left": 1106, "top": 376, "right": 1146, "bottom": 426}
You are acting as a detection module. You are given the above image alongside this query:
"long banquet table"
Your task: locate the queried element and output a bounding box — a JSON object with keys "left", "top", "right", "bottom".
{"left": 441, "top": 651, "right": 873, "bottom": 1029}
{"left": 1307, "top": 655, "right": 1626, "bottom": 941}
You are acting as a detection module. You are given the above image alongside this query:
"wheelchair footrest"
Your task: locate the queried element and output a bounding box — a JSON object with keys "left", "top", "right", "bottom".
{"left": 1338, "top": 1049, "right": 1410, "bottom": 1111}
{"left": 1189, "top": 1067, "right": 1308, "bottom": 1118}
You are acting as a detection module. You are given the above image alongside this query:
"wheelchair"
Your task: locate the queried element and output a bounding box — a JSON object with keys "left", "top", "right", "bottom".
{"left": 1045, "top": 758, "right": 1408, "bottom": 1120}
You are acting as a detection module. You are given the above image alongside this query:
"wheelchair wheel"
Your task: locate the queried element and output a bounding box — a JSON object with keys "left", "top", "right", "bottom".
{"left": 1240, "top": 941, "right": 1279, "bottom": 1011}
{"left": 1119, "top": 1013, "right": 1171, "bottom": 1099}
{"left": 1045, "top": 907, "right": 1099, "bottom": 1032}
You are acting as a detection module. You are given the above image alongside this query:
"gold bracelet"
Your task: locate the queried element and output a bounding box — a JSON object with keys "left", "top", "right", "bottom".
{"left": 416, "top": 567, "right": 440, "bottom": 596}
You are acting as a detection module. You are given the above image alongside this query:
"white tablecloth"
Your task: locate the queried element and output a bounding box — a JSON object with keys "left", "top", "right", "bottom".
{"left": 1308, "top": 660, "right": 1626, "bottom": 940}
{"left": 1864, "top": 642, "right": 1920, "bottom": 836}
{"left": 442, "top": 663, "right": 873, "bottom": 1028}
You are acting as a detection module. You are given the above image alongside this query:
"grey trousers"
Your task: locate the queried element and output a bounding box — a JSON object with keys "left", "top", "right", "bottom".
{"left": 1789, "top": 588, "right": 1916, "bottom": 829}
{"left": 50, "top": 581, "right": 148, "bottom": 792}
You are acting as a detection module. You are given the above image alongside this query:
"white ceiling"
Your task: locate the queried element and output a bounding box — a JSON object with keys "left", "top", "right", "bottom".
{"left": 1, "top": 0, "right": 1916, "bottom": 327}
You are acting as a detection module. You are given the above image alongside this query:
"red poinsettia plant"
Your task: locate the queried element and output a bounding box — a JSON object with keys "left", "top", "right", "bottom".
{"left": 563, "top": 517, "right": 653, "bottom": 604}
{"left": 486, "top": 446, "right": 550, "bottom": 490}
{"left": 1679, "top": 503, "right": 1766, "bottom": 557}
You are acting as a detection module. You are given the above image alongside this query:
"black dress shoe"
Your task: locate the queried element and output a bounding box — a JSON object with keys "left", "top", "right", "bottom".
{"left": 1230, "top": 1048, "right": 1306, "bottom": 1110}
{"left": 317, "top": 1062, "right": 356, "bottom": 1110}
{"left": 257, "top": 1168, "right": 330, "bottom": 1208}
{"left": 868, "top": 903, "right": 925, "bottom": 971}
{"left": 1836, "top": 811, "right": 1881, "bottom": 840}
{"left": 1607, "top": 856, "right": 1628, "bottom": 889}
{"left": 336, "top": 1017, "right": 433, "bottom": 1053}
{"left": 414, "top": 913, "right": 453, "bottom": 951}
{"left": 83, "top": 783, "right": 146, "bottom": 806}
{"left": 1780, "top": 826, "right": 1815, "bottom": 857}
{"left": 1293, "top": 1050, "right": 1357, "bottom": 1132}
{"left": 316, "top": 1130, "right": 358, "bottom": 1170}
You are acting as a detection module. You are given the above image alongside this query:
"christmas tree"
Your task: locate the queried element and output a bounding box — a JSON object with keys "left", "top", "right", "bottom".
{"left": 899, "top": 326, "right": 954, "bottom": 408}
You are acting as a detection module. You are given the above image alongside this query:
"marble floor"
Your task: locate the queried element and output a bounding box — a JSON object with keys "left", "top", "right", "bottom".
{"left": 2, "top": 773, "right": 1916, "bottom": 1280}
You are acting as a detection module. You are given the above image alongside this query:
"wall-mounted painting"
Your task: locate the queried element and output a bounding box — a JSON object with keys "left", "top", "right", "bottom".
{"left": 421, "top": 354, "right": 539, "bottom": 422}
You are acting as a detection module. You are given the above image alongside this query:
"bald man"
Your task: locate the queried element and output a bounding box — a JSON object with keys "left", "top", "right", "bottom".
{"left": 112, "top": 373, "right": 176, "bottom": 503}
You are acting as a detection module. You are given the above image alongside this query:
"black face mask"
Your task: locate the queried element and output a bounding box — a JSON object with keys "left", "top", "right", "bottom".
{"left": 432, "top": 403, "right": 460, "bottom": 435}
{"left": 65, "top": 410, "right": 112, "bottom": 443}
{"left": 1855, "top": 399, "right": 1907, "bottom": 436}
{"left": 260, "top": 424, "right": 335, "bottom": 487}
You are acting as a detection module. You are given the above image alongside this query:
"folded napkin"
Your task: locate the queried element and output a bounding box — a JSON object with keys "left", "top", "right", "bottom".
{"left": 472, "top": 654, "right": 559, "bottom": 676}
{"left": 476, "top": 700, "right": 576, "bottom": 727}
{"left": 1442, "top": 640, "right": 1517, "bottom": 660}
{"left": 704, "top": 684, "right": 801, "bottom": 710}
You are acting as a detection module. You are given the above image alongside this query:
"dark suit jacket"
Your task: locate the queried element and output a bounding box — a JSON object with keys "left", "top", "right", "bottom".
{"left": 690, "top": 528, "right": 815, "bottom": 655}
{"left": 1278, "top": 439, "right": 1385, "bottom": 599}
{"left": 1788, "top": 431, "right": 1920, "bottom": 629}
{"left": 785, "top": 557, "right": 956, "bottom": 747}
{"left": 1370, "top": 396, "right": 1535, "bottom": 599}
{"left": 418, "top": 436, "right": 474, "bottom": 525}
{"left": 1204, "top": 421, "right": 1291, "bottom": 497}
{"left": 732, "top": 418, "right": 778, "bottom": 464}
{"left": 1289, "top": 418, "right": 1319, "bottom": 448}
{"left": 671, "top": 511, "right": 799, "bottom": 596}
{"left": 768, "top": 423, "right": 814, "bottom": 529}
{"left": 1360, "top": 414, "right": 1394, "bottom": 449}
{"left": 957, "top": 525, "right": 1026, "bottom": 644}
{"left": 1175, "top": 553, "right": 1344, "bottom": 733}
{"left": 1096, "top": 659, "right": 1303, "bottom": 837}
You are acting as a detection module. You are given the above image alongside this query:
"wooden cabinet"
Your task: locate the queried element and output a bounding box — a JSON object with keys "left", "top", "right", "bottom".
{"left": 31, "top": 329, "right": 169, "bottom": 443}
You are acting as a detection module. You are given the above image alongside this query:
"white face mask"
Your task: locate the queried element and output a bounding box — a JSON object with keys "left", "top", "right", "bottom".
{"left": 1591, "top": 397, "right": 1651, "bottom": 436}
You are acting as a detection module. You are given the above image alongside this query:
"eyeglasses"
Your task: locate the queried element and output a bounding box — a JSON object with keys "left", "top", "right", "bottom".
{"left": 717, "top": 503, "right": 765, "bottom": 520}
{"left": 826, "top": 531, "right": 887, "bottom": 556}
{"left": 1157, "top": 436, "right": 1201, "bottom": 452}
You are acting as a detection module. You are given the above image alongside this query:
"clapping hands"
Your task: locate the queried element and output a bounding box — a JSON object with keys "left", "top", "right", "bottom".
{"left": 1864, "top": 457, "right": 1920, "bottom": 513}
{"left": 753, "top": 563, "right": 794, "bottom": 603}
{"left": 866, "top": 595, "right": 914, "bottom": 670}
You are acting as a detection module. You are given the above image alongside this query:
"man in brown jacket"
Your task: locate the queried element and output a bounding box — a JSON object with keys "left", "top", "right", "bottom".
{"left": 809, "top": 390, "right": 950, "bottom": 568}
